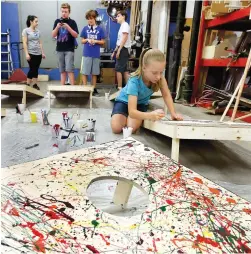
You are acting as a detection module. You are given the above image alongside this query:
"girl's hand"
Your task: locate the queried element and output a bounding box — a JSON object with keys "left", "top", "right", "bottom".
{"left": 150, "top": 109, "right": 165, "bottom": 121}
{"left": 26, "top": 54, "right": 30, "bottom": 61}
{"left": 42, "top": 53, "right": 46, "bottom": 59}
{"left": 171, "top": 113, "right": 183, "bottom": 121}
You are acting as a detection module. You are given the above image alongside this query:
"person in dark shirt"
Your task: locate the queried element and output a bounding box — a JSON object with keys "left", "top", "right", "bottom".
{"left": 52, "top": 3, "right": 79, "bottom": 86}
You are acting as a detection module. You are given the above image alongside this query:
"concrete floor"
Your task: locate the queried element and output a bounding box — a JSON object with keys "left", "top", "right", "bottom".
{"left": 1, "top": 81, "right": 251, "bottom": 201}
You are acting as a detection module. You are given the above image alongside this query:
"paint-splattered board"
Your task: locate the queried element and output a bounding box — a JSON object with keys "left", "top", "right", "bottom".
{"left": 143, "top": 118, "right": 251, "bottom": 161}
{"left": 48, "top": 85, "right": 94, "bottom": 109}
{"left": 109, "top": 90, "right": 162, "bottom": 101}
{"left": 1, "top": 138, "right": 251, "bottom": 253}
{"left": 1, "top": 84, "right": 44, "bottom": 107}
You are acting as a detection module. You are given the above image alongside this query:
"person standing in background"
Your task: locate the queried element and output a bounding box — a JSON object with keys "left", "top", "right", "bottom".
{"left": 22, "top": 15, "right": 45, "bottom": 90}
{"left": 81, "top": 10, "right": 105, "bottom": 96}
{"left": 52, "top": 3, "right": 79, "bottom": 86}
{"left": 111, "top": 10, "right": 131, "bottom": 90}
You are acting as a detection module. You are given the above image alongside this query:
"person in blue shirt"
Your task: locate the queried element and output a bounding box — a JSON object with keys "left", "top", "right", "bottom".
{"left": 81, "top": 10, "right": 105, "bottom": 96}
{"left": 111, "top": 48, "right": 183, "bottom": 134}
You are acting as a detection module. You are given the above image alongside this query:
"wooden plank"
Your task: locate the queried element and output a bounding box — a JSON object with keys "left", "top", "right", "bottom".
{"left": 1, "top": 84, "right": 44, "bottom": 98}
{"left": 38, "top": 75, "right": 49, "bottom": 82}
{"left": 48, "top": 85, "right": 93, "bottom": 109}
{"left": 48, "top": 85, "right": 94, "bottom": 92}
{"left": 143, "top": 119, "right": 251, "bottom": 141}
{"left": 112, "top": 180, "right": 133, "bottom": 207}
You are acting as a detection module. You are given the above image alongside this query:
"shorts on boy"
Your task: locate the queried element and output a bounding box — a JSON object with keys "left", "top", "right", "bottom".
{"left": 81, "top": 57, "right": 100, "bottom": 75}
{"left": 57, "top": 51, "right": 74, "bottom": 73}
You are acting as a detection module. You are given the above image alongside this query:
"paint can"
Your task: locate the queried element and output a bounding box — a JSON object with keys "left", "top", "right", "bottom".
{"left": 105, "top": 93, "right": 109, "bottom": 100}
{"left": 16, "top": 114, "right": 24, "bottom": 123}
{"left": 51, "top": 124, "right": 61, "bottom": 138}
{"left": 123, "top": 127, "right": 133, "bottom": 139}
{"left": 17, "top": 104, "right": 25, "bottom": 114}
{"left": 76, "top": 120, "right": 85, "bottom": 131}
{"left": 57, "top": 136, "right": 70, "bottom": 153}
{"left": 30, "top": 112, "right": 37, "bottom": 123}
{"left": 87, "top": 119, "right": 96, "bottom": 130}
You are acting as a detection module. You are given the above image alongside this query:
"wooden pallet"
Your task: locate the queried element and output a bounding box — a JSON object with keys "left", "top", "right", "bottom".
{"left": 48, "top": 85, "right": 94, "bottom": 109}
{"left": 143, "top": 118, "right": 251, "bottom": 161}
{"left": 1, "top": 84, "right": 44, "bottom": 106}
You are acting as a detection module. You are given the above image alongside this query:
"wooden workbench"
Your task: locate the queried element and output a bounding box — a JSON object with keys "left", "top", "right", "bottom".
{"left": 48, "top": 85, "right": 94, "bottom": 109}
{"left": 143, "top": 118, "right": 251, "bottom": 161}
{"left": 1, "top": 84, "right": 44, "bottom": 107}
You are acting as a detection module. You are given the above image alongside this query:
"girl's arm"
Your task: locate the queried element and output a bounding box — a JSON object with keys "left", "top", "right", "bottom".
{"left": 160, "top": 76, "right": 183, "bottom": 120}
{"left": 128, "top": 95, "right": 164, "bottom": 121}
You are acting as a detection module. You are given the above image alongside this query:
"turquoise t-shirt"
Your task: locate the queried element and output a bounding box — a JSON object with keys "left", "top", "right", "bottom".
{"left": 116, "top": 76, "right": 154, "bottom": 105}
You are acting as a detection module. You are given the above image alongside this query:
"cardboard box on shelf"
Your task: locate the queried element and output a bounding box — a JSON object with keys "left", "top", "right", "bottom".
{"left": 211, "top": 1, "right": 229, "bottom": 14}
{"left": 202, "top": 39, "right": 230, "bottom": 59}
{"left": 102, "top": 76, "right": 115, "bottom": 85}
{"left": 101, "top": 68, "right": 115, "bottom": 77}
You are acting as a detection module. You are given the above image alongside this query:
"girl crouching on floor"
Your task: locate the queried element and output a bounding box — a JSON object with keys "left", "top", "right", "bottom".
{"left": 111, "top": 48, "right": 183, "bottom": 134}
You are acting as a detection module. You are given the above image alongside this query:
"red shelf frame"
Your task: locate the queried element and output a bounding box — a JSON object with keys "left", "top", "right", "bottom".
{"left": 193, "top": 2, "right": 250, "bottom": 102}
{"left": 205, "top": 7, "right": 251, "bottom": 28}
{"left": 201, "top": 58, "right": 247, "bottom": 67}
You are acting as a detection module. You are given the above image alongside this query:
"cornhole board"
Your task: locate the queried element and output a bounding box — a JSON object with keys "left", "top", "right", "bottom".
{"left": 143, "top": 118, "right": 251, "bottom": 161}
{"left": 1, "top": 138, "right": 251, "bottom": 253}
{"left": 1, "top": 84, "right": 44, "bottom": 107}
{"left": 109, "top": 90, "right": 162, "bottom": 101}
{"left": 48, "top": 85, "right": 94, "bottom": 109}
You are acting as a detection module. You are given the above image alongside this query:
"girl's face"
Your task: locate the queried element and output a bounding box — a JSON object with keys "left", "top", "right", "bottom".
{"left": 143, "top": 60, "right": 166, "bottom": 84}
{"left": 88, "top": 17, "right": 96, "bottom": 26}
{"left": 31, "top": 18, "right": 38, "bottom": 28}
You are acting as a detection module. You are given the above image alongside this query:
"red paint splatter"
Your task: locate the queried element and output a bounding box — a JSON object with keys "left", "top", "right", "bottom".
{"left": 208, "top": 187, "right": 221, "bottom": 195}
{"left": 242, "top": 208, "right": 251, "bottom": 214}
{"left": 166, "top": 200, "right": 174, "bottom": 205}
{"left": 20, "top": 222, "right": 44, "bottom": 239}
{"left": 75, "top": 159, "right": 79, "bottom": 163}
{"left": 196, "top": 235, "right": 220, "bottom": 248}
{"left": 45, "top": 211, "right": 60, "bottom": 220}
{"left": 153, "top": 238, "right": 158, "bottom": 252}
{"left": 86, "top": 245, "right": 100, "bottom": 253}
{"left": 153, "top": 152, "right": 159, "bottom": 156}
{"left": 9, "top": 207, "right": 20, "bottom": 216}
{"left": 53, "top": 144, "right": 58, "bottom": 148}
{"left": 192, "top": 202, "right": 199, "bottom": 207}
{"left": 237, "top": 239, "right": 251, "bottom": 252}
{"left": 7, "top": 182, "right": 16, "bottom": 186}
{"left": 33, "top": 238, "right": 45, "bottom": 253}
{"left": 226, "top": 198, "right": 236, "bottom": 204}
{"left": 100, "top": 234, "right": 110, "bottom": 245}
{"left": 50, "top": 168, "right": 58, "bottom": 177}
{"left": 193, "top": 177, "right": 203, "bottom": 184}
{"left": 147, "top": 248, "right": 153, "bottom": 251}
{"left": 127, "top": 143, "right": 133, "bottom": 148}
{"left": 92, "top": 158, "right": 110, "bottom": 166}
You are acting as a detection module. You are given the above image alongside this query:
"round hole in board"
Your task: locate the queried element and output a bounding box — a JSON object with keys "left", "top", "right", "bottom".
{"left": 86, "top": 176, "right": 149, "bottom": 217}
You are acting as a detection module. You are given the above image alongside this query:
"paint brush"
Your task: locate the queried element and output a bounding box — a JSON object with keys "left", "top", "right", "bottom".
{"left": 66, "top": 124, "right": 75, "bottom": 138}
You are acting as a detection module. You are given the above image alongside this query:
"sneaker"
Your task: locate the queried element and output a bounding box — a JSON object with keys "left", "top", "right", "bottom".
{"left": 65, "top": 83, "right": 71, "bottom": 85}
{"left": 33, "top": 84, "right": 40, "bottom": 90}
{"left": 93, "top": 88, "right": 99, "bottom": 96}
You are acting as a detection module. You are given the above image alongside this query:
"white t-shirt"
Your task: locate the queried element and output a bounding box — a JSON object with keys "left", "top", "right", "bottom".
{"left": 116, "top": 22, "right": 131, "bottom": 48}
